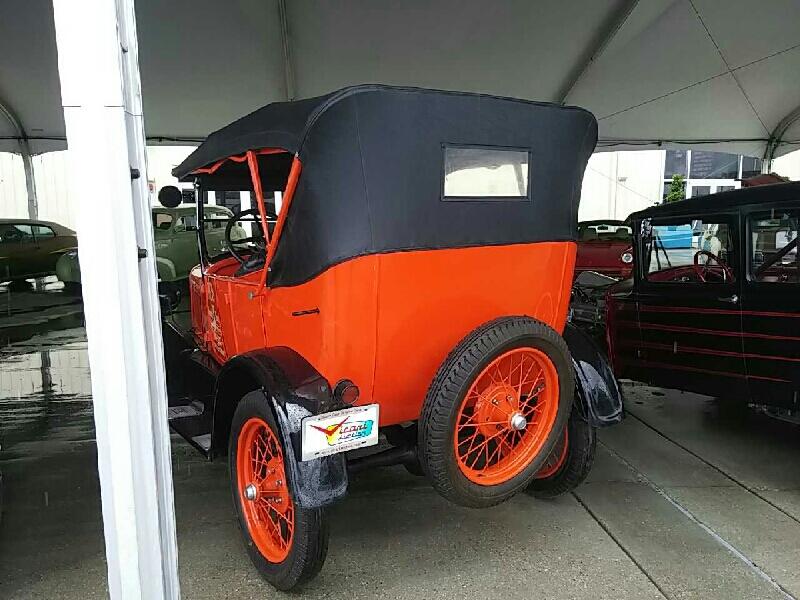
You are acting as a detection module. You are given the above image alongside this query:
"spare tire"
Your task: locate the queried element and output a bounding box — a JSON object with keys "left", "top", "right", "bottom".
{"left": 418, "top": 316, "right": 574, "bottom": 508}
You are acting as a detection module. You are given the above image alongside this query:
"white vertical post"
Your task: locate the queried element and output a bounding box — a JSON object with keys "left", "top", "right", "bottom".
{"left": 52, "top": 1, "right": 180, "bottom": 599}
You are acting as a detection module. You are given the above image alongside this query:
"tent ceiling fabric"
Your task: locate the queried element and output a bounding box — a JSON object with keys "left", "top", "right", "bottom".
{"left": 1, "top": 0, "right": 798, "bottom": 158}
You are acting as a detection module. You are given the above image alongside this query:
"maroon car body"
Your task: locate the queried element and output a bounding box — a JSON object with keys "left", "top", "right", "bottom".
{"left": 575, "top": 220, "right": 633, "bottom": 279}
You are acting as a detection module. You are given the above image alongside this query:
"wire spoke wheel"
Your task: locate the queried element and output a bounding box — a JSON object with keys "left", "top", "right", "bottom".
{"left": 454, "top": 347, "right": 560, "bottom": 485}
{"left": 421, "top": 317, "right": 573, "bottom": 508}
{"left": 236, "top": 417, "right": 294, "bottom": 563}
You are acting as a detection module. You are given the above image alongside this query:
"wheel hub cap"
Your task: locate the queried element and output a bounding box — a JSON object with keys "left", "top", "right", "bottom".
{"left": 510, "top": 412, "right": 527, "bottom": 431}
{"left": 244, "top": 483, "right": 257, "bottom": 501}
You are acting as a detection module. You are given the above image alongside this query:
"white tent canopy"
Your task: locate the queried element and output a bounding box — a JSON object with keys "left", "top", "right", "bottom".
{"left": 2, "top": 0, "right": 799, "bottom": 160}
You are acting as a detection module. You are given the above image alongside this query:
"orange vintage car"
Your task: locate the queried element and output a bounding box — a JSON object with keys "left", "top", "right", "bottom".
{"left": 162, "top": 85, "right": 623, "bottom": 590}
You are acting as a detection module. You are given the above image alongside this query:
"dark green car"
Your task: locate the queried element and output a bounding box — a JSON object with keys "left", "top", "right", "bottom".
{"left": 0, "top": 219, "right": 78, "bottom": 283}
{"left": 56, "top": 205, "right": 243, "bottom": 284}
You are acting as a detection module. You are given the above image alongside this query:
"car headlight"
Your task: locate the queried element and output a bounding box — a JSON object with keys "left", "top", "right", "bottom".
{"left": 621, "top": 251, "right": 633, "bottom": 264}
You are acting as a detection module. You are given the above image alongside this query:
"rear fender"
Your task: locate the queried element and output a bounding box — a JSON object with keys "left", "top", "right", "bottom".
{"left": 214, "top": 347, "right": 348, "bottom": 509}
{"left": 563, "top": 323, "right": 624, "bottom": 427}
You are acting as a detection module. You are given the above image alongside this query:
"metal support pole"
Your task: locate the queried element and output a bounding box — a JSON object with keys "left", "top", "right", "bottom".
{"left": 52, "top": 0, "right": 180, "bottom": 598}
{"left": 277, "top": 0, "right": 296, "bottom": 101}
{"left": 0, "top": 98, "right": 38, "bottom": 219}
{"left": 21, "top": 148, "right": 38, "bottom": 220}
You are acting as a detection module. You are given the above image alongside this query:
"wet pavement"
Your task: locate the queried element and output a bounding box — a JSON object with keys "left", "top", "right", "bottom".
{"left": 1, "top": 284, "right": 799, "bottom": 599}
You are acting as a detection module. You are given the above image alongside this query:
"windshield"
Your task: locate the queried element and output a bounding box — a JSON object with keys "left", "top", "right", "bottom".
{"left": 198, "top": 191, "right": 278, "bottom": 263}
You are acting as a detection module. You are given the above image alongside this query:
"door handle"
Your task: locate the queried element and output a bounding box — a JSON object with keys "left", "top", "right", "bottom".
{"left": 718, "top": 294, "right": 738, "bottom": 304}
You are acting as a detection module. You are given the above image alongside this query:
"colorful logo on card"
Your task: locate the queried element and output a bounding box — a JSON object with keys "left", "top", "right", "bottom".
{"left": 310, "top": 416, "right": 374, "bottom": 446}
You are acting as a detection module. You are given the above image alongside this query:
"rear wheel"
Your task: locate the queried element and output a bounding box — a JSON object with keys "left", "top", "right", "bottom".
{"left": 526, "top": 407, "right": 596, "bottom": 498}
{"left": 419, "top": 317, "right": 574, "bottom": 508}
{"left": 229, "top": 391, "right": 328, "bottom": 590}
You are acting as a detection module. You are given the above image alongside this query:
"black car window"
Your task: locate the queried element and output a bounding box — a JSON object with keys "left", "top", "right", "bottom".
{"left": 175, "top": 215, "right": 199, "bottom": 232}
{"left": 645, "top": 219, "right": 735, "bottom": 283}
{"left": 749, "top": 209, "right": 798, "bottom": 283}
{"left": 0, "top": 224, "right": 34, "bottom": 244}
{"left": 32, "top": 225, "right": 56, "bottom": 239}
{"left": 152, "top": 212, "right": 174, "bottom": 231}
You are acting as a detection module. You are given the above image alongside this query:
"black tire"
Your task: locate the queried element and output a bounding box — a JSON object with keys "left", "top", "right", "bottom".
{"left": 419, "top": 316, "right": 574, "bottom": 508}
{"left": 229, "top": 391, "right": 329, "bottom": 591}
{"left": 526, "top": 407, "right": 596, "bottom": 499}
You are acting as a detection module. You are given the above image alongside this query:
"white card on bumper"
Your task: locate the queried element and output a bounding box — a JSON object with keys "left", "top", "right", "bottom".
{"left": 301, "top": 404, "right": 380, "bottom": 461}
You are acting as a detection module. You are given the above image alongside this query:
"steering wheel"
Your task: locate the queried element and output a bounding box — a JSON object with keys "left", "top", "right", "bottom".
{"left": 693, "top": 250, "right": 733, "bottom": 283}
{"left": 225, "top": 208, "right": 266, "bottom": 265}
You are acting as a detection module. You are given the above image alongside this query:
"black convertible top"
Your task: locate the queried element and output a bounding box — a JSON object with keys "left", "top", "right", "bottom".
{"left": 630, "top": 181, "right": 800, "bottom": 221}
{"left": 175, "top": 85, "right": 598, "bottom": 287}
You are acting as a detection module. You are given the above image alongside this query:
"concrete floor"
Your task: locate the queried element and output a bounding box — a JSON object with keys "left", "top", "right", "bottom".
{"left": 1, "top": 282, "right": 799, "bottom": 599}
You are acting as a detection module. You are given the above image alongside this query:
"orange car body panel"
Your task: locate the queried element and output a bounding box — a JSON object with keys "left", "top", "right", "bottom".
{"left": 191, "top": 241, "right": 576, "bottom": 427}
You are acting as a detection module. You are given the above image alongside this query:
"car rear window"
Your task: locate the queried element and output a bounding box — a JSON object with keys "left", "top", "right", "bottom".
{"left": 442, "top": 146, "right": 530, "bottom": 200}
{"left": 33, "top": 225, "right": 55, "bottom": 239}
{"left": 578, "top": 224, "right": 631, "bottom": 242}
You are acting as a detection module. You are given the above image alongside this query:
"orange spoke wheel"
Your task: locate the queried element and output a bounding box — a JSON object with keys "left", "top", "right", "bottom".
{"left": 236, "top": 417, "right": 294, "bottom": 563}
{"left": 454, "top": 347, "right": 560, "bottom": 485}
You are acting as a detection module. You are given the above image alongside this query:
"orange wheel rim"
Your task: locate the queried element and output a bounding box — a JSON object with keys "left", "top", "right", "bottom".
{"left": 535, "top": 428, "right": 569, "bottom": 479}
{"left": 236, "top": 417, "right": 294, "bottom": 562}
{"left": 454, "top": 347, "right": 560, "bottom": 486}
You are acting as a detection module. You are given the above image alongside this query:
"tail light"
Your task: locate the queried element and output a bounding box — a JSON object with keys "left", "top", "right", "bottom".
{"left": 620, "top": 247, "right": 633, "bottom": 264}
{"left": 334, "top": 379, "right": 360, "bottom": 405}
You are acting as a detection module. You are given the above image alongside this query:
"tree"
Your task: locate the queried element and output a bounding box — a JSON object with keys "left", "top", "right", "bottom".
{"left": 664, "top": 174, "right": 686, "bottom": 203}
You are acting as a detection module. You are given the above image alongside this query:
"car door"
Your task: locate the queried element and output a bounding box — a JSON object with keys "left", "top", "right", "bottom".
{"left": 31, "top": 224, "right": 64, "bottom": 274}
{"left": 631, "top": 213, "right": 746, "bottom": 399}
{"left": 0, "top": 223, "right": 36, "bottom": 279}
{"left": 741, "top": 206, "right": 800, "bottom": 410}
{"left": 152, "top": 210, "right": 177, "bottom": 280}
{"left": 169, "top": 213, "right": 199, "bottom": 278}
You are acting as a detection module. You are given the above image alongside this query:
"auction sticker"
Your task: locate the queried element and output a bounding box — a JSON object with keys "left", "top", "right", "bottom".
{"left": 301, "top": 404, "right": 379, "bottom": 461}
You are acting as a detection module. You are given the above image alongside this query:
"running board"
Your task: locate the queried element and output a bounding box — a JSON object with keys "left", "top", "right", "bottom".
{"left": 168, "top": 397, "right": 212, "bottom": 458}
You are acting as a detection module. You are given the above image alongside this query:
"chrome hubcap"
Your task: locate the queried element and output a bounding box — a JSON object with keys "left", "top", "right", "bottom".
{"left": 244, "top": 483, "right": 257, "bottom": 501}
{"left": 510, "top": 412, "right": 527, "bottom": 431}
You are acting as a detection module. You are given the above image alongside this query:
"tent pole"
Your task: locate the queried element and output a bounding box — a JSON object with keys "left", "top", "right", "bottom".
{"left": 763, "top": 103, "right": 800, "bottom": 172}
{"left": 52, "top": 0, "right": 181, "bottom": 598}
{"left": 20, "top": 143, "right": 38, "bottom": 220}
{"left": 0, "top": 98, "right": 38, "bottom": 219}
{"left": 277, "top": 0, "right": 296, "bottom": 101}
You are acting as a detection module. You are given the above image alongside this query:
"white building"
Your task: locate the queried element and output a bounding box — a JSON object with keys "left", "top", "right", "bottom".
{"left": 1, "top": 147, "right": 799, "bottom": 230}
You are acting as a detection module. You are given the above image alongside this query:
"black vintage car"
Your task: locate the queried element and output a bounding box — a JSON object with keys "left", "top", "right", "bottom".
{"left": 606, "top": 182, "right": 800, "bottom": 423}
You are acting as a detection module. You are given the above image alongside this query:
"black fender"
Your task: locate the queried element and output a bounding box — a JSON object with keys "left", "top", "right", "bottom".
{"left": 562, "top": 322, "right": 624, "bottom": 427}
{"left": 214, "top": 347, "right": 348, "bottom": 509}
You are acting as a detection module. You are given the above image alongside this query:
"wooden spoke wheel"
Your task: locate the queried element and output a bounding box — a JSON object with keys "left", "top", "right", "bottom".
{"left": 229, "top": 391, "right": 328, "bottom": 591}
{"left": 420, "top": 317, "right": 573, "bottom": 508}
